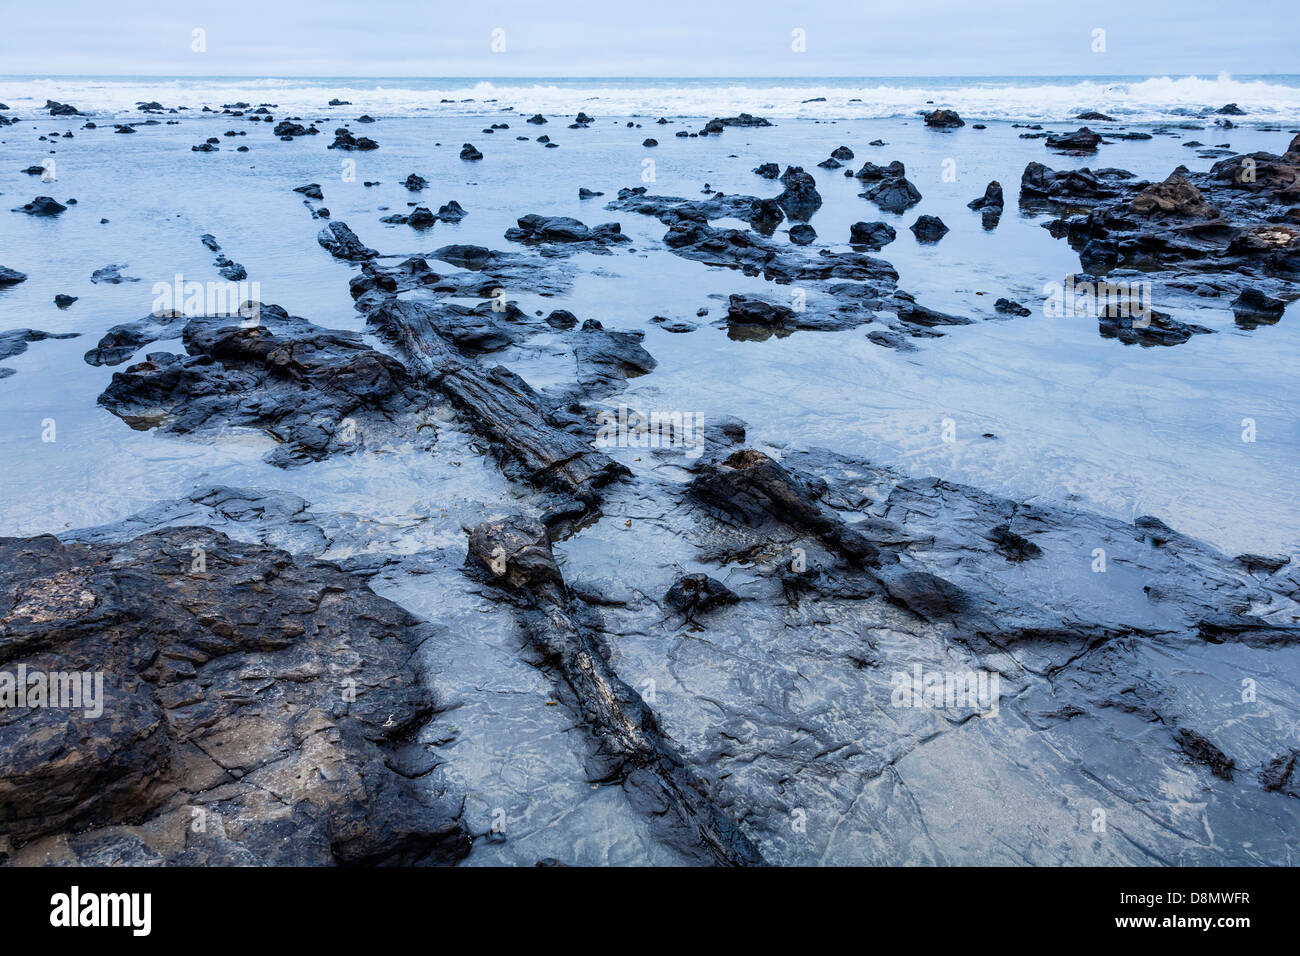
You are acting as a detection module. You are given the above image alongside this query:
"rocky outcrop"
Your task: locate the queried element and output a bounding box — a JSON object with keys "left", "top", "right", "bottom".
{"left": 464, "top": 516, "right": 766, "bottom": 865}
{"left": 0, "top": 528, "right": 469, "bottom": 865}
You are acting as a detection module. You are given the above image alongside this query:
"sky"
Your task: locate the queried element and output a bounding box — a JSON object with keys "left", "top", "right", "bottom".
{"left": 1, "top": 0, "right": 1296, "bottom": 77}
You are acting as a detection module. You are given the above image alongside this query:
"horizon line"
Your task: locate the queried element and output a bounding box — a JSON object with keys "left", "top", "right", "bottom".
{"left": 4, "top": 72, "right": 1299, "bottom": 81}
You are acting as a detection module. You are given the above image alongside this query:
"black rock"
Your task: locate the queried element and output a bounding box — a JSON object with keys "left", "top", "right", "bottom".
{"left": 849, "top": 221, "right": 896, "bottom": 249}
{"left": 910, "top": 215, "right": 949, "bottom": 243}
{"left": 923, "top": 109, "right": 964, "bottom": 128}
{"left": 317, "top": 221, "right": 379, "bottom": 261}
{"left": 12, "top": 196, "right": 67, "bottom": 216}
{"left": 860, "top": 175, "right": 922, "bottom": 213}
{"left": 967, "top": 180, "right": 1004, "bottom": 210}
{"left": 402, "top": 173, "right": 428, "bottom": 191}
{"left": 994, "top": 297, "right": 1032, "bottom": 317}
{"left": 0, "top": 265, "right": 27, "bottom": 286}
{"left": 459, "top": 143, "right": 483, "bottom": 160}
{"left": 788, "top": 223, "right": 817, "bottom": 245}
{"left": 293, "top": 183, "right": 324, "bottom": 200}
{"left": 54, "top": 294, "right": 78, "bottom": 309}
{"left": 753, "top": 162, "right": 780, "bottom": 179}
{"left": 436, "top": 200, "right": 466, "bottom": 222}
{"left": 545, "top": 309, "right": 579, "bottom": 329}
{"left": 665, "top": 573, "right": 740, "bottom": 617}
{"left": 1046, "top": 128, "right": 1102, "bottom": 152}
{"left": 775, "top": 166, "right": 823, "bottom": 221}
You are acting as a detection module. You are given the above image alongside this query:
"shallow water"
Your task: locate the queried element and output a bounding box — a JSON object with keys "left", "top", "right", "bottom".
{"left": 1, "top": 107, "right": 1296, "bottom": 555}
{"left": 1, "top": 97, "right": 1297, "bottom": 864}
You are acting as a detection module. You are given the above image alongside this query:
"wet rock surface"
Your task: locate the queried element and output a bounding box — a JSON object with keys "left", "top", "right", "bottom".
{"left": 0, "top": 527, "right": 469, "bottom": 865}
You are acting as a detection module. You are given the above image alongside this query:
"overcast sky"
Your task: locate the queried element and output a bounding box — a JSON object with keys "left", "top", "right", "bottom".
{"left": 2, "top": 0, "right": 1295, "bottom": 77}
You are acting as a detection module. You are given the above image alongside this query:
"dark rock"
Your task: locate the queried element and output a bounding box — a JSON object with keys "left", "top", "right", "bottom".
{"left": 923, "top": 109, "right": 964, "bottom": 128}
{"left": 12, "top": 196, "right": 66, "bottom": 217}
{"left": 775, "top": 166, "right": 822, "bottom": 221}
{"left": 753, "top": 162, "right": 780, "bottom": 179}
{"left": 1046, "top": 128, "right": 1102, "bottom": 153}
{"left": 1130, "top": 173, "right": 1218, "bottom": 218}
{"left": 545, "top": 309, "right": 578, "bottom": 330}
{"left": 1230, "top": 288, "right": 1287, "bottom": 328}
{"left": 788, "top": 223, "right": 816, "bottom": 245}
{"left": 967, "top": 181, "right": 1004, "bottom": 211}
{"left": 328, "top": 128, "right": 378, "bottom": 151}
{"left": 505, "top": 214, "right": 630, "bottom": 253}
{"left": 317, "top": 221, "right": 378, "bottom": 261}
{"left": 849, "top": 221, "right": 896, "bottom": 249}
{"left": 54, "top": 294, "right": 77, "bottom": 309}
{"left": 459, "top": 143, "right": 483, "bottom": 160}
{"left": 665, "top": 573, "right": 740, "bottom": 617}
{"left": 994, "top": 297, "right": 1032, "bottom": 317}
{"left": 910, "top": 215, "right": 949, "bottom": 243}
{"left": 0, "top": 266, "right": 27, "bottom": 286}
{"left": 467, "top": 516, "right": 563, "bottom": 589}
{"left": 435, "top": 200, "right": 466, "bottom": 222}
{"left": 0, "top": 528, "right": 470, "bottom": 865}
{"left": 294, "top": 183, "right": 324, "bottom": 200}
{"left": 860, "top": 175, "right": 922, "bottom": 213}
{"left": 402, "top": 173, "right": 428, "bottom": 191}
{"left": 1174, "top": 728, "right": 1235, "bottom": 780}
{"left": 986, "top": 523, "right": 1044, "bottom": 561}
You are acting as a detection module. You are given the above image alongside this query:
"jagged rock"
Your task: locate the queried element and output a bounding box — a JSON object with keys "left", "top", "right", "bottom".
{"left": 1130, "top": 173, "right": 1218, "bottom": 218}
{"left": 775, "top": 166, "right": 822, "bottom": 221}
{"left": 505, "top": 214, "right": 630, "bottom": 253}
{"left": 1046, "top": 128, "right": 1102, "bottom": 153}
{"left": 910, "top": 215, "right": 949, "bottom": 243}
{"left": 317, "top": 221, "right": 378, "bottom": 261}
{"left": 967, "top": 181, "right": 1004, "bottom": 211}
{"left": 467, "top": 516, "right": 563, "bottom": 589}
{"left": 860, "top": 175, "right": 922, "bottom": 213}
{"left": 328, "top": 128, "right": 378, "bottom": 151}
{"left": 436, "top": 200, "right": 466, "bottom": 222}
{"left": 0, "top": 528, "right": 470, "bottom": 865}
{"left": 12, "top": 196, "right": 66, "bottom": 217}
{"left": 849, "top": 221, "right": 896, "bottom": 249}
{"left": 98, "top": 306, "right": 435, "bottom": 467}
{"left": 923, "top": 109, "right": 964, "bottom": 128}
{"left": 665, "top": 573, "right": 740, "bottom": 617}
